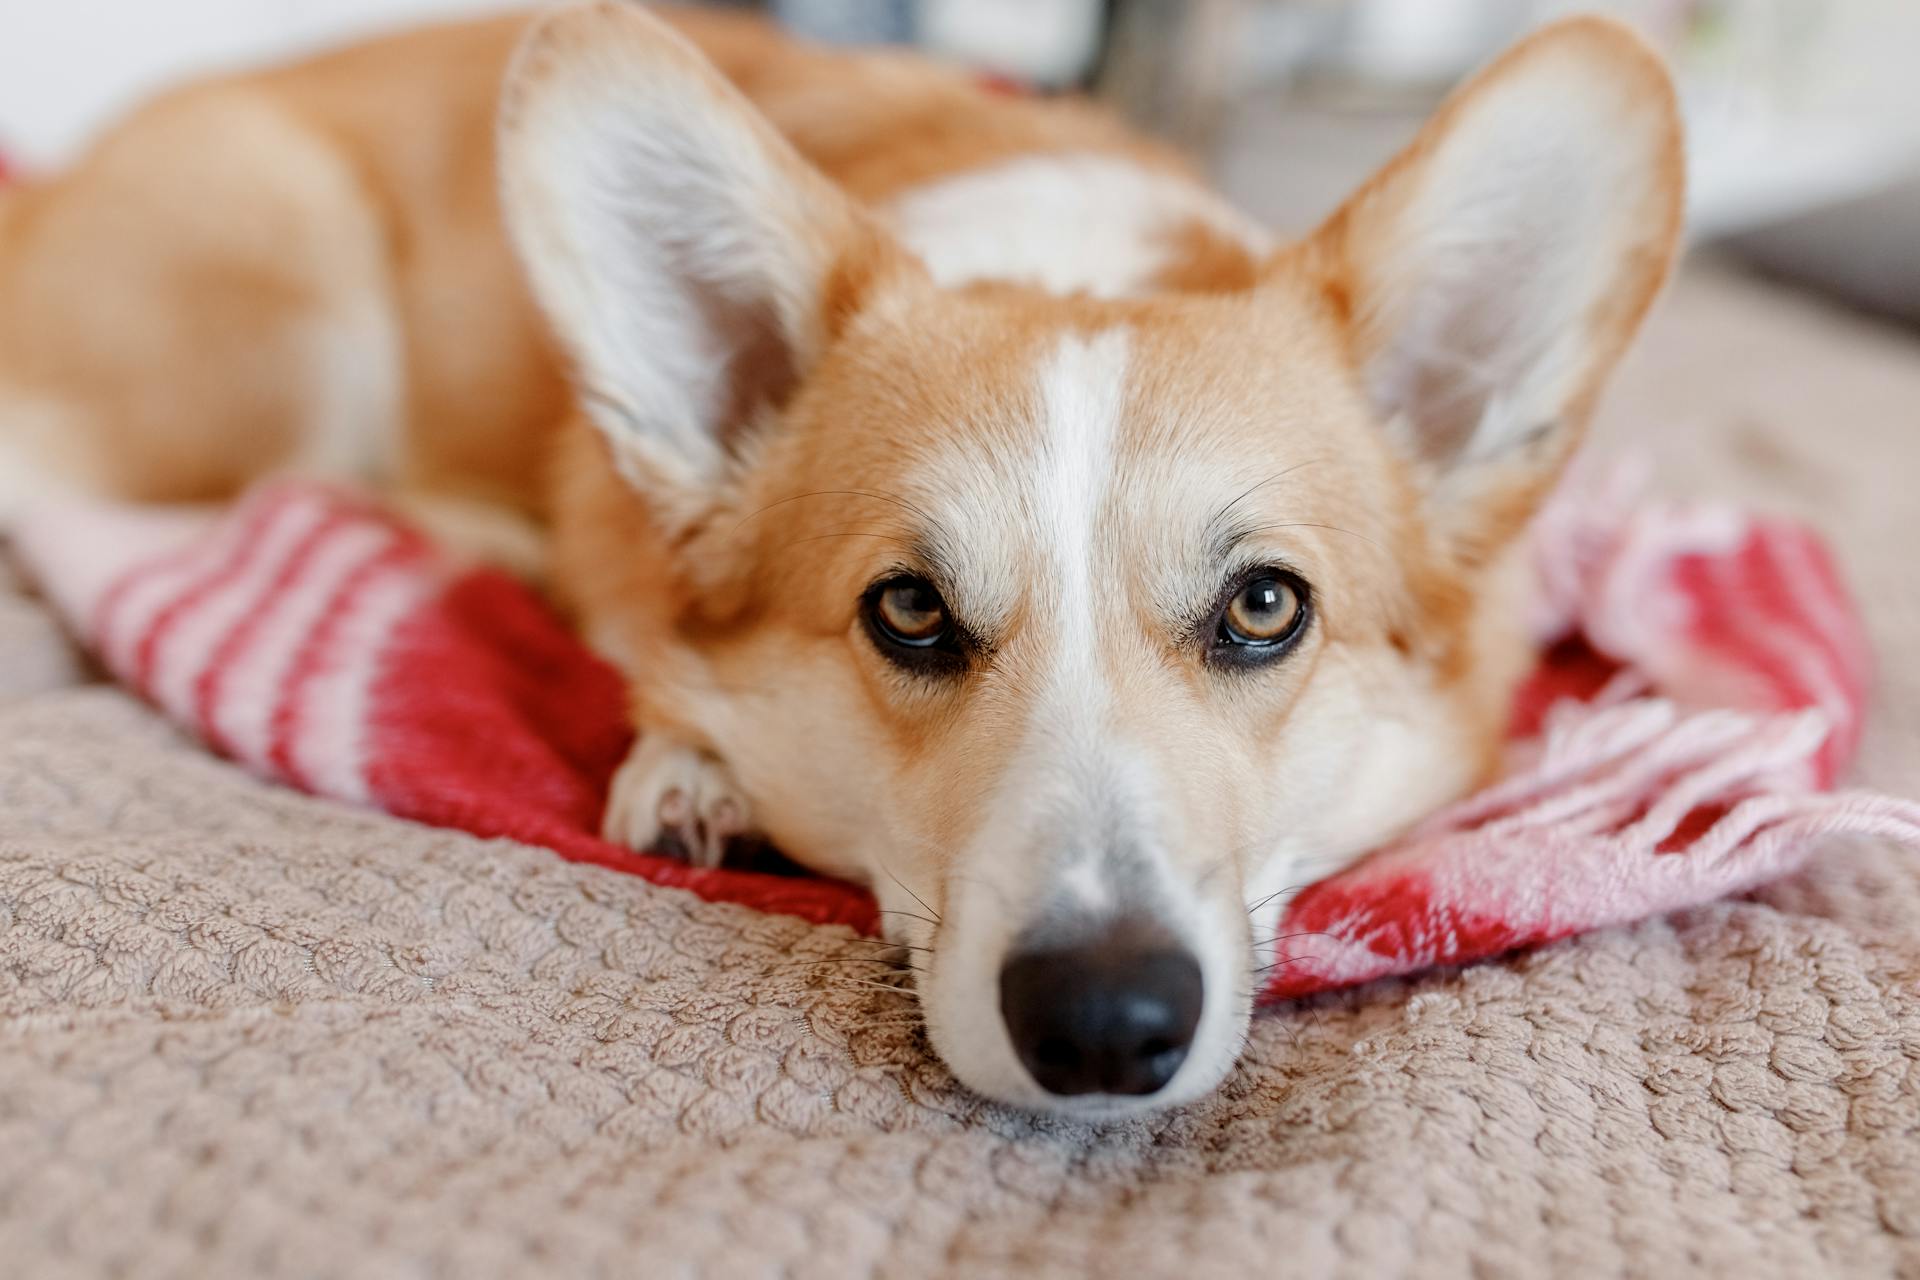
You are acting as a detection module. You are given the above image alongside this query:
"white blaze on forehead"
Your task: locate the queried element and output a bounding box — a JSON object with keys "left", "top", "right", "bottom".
{"left": 1032, "top": 328, "right": 1130, "bottom": 651}
{"left": 1002, "top": 328, "right": 1139, "bottom": 910}
{"left": 886, "top": 154, "right": 1270, "bottom": 299}
{"left": 912, "top": 328, "right": 1132, "bottom": 644}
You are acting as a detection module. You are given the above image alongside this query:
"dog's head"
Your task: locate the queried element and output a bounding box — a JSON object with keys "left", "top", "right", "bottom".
{"left": 500, "top": 3, "right": 1683, "bottom": 1114}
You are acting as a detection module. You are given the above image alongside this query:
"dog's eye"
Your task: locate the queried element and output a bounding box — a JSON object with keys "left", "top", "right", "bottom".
{"left": 1223, "top": 576, "right": 1303, "bottom": 643}
{"left": 864, "top": 575, "right": 964, "bottom": 672}
{"left": 1211, "top": 571, "right": 1310, "bottom": 664}
{"left": 874, "top": 578, "right": 948, "bottom": 644}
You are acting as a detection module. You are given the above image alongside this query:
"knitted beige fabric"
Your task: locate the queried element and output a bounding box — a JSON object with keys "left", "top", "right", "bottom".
{"left": 3, "top": 266, "right": 1919, "bottom": 1278}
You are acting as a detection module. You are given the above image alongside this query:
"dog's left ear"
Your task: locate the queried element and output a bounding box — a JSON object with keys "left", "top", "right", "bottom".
{"left": 498, "top": 2, "right": 911, "bottom": 519}
{"left": 1300, "top": 16, "right": 1684, "bottom": 556}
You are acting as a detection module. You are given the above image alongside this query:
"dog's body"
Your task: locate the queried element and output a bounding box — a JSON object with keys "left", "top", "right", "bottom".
{"left": 0, "top": 4, "right": 1683, "bottom": 1112}
{"left": 0, "top": 9, "right": 1242, "bottom": 517}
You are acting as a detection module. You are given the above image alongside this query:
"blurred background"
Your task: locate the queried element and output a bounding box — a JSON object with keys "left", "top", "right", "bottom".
{"left": 3, "top": 0, "right": 1919, "bottom": 321}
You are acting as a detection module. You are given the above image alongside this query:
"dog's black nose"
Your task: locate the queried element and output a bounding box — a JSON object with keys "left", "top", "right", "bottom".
{"left": 998, "top": 925, "right": 1204, "bottom": 1097}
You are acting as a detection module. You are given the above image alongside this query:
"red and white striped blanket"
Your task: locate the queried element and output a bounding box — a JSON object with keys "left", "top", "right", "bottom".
{"left": 14, "top": 475, "right": 1920, "bottom": 998}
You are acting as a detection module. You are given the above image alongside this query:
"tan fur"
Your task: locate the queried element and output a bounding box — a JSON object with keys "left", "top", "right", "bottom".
{"left": 0, "top": 4, "right": 1684, "bottom": 1112}
{"left": 0, "top": 8, "right": 1204, "bottom": 514}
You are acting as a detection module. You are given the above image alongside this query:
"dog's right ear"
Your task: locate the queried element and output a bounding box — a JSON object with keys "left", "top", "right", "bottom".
{"left": 499, "top": 2, "right": 909, "bottom": 516}
{"left": 1293, "top": 16, "right": 1684, "bottom": 562}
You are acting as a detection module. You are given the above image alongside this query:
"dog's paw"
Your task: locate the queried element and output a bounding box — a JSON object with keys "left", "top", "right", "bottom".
{"left": 602, "top": 737, "right": 753, "bottom": 868}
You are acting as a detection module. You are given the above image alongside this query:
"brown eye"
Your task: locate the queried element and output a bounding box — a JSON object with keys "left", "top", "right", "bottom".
{"left": 865, "top": 574, "right": 967, "bottom": 675}
{"left": 875, "top": 578, "right": 949, "bottom": 645}
{"left": 1214, "top": 572, "right": 1310, "bottom": 661}
{"left": 863, "top": 575, "right": 966, "bottom": 677}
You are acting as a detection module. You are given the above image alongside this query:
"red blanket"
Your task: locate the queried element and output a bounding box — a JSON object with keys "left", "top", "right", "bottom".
{"left": 16, "top": 475, "right": 1920, "bottom": 998}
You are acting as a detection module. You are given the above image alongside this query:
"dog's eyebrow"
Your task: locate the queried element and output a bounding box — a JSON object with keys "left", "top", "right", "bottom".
{"left": 1205, "top": 461, "right": 1322, "bottom": 536}
{"left": 911, "top": 535, "right": 1004, "bottom": 655}
{"left": 733, "top": 487, "right": 940, "bottom": 540}
{"left": 1220, "top": 517, "right": 1384, "bottom": 555}
{"left": 1195, "top": 462, "right": 1332, "bottom": 573}
{"left": 1209, "top": 520, "right": 1263, "bottom": 570}
{"left": 905, "top": 535, "right": 958, "bottom": 593}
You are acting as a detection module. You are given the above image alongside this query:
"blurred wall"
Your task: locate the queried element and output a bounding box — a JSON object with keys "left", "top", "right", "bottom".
{"left": 7, "top": 0, "right": 1917, "bottom": 274}
{"left": 0, "top": 0, "right": 527, "bottom": 167}
{"left": 1211, "top": 0, "right": 1920, "bottom": 238}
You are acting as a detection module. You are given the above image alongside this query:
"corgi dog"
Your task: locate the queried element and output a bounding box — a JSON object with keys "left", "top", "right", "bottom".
{"left": 0, "top": 3, "right": 1683, "bottom": 1113}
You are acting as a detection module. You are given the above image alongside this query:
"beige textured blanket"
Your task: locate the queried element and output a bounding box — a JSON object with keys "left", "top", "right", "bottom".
{"left": 4, "top": 266, "right": 1919, "bottom": 1278}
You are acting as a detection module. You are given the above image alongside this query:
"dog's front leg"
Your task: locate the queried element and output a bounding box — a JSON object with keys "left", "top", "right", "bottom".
{"left": 602, "top": 733, "right": 754, "bottom": 868}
